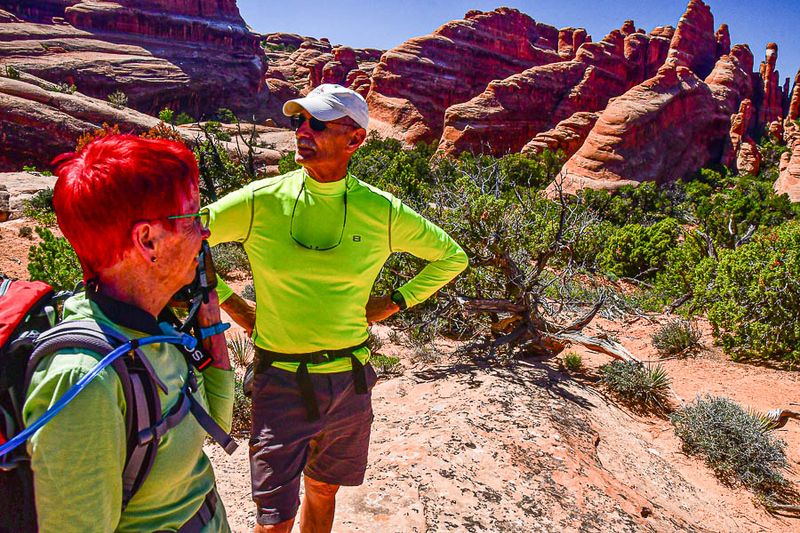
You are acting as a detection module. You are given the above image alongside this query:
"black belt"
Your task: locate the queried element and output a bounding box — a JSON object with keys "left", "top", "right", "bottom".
{"left": 155, "top": 487, "right": 218, "bottom": 533}
{"left": 254, "top": 341, "right": 370, "bottom": 421}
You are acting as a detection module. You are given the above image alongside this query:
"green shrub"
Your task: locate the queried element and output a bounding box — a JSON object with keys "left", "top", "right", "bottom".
{"left": 241, "top": 282, "right": 256, "bottom": 301}
{"left": 598, "top": 218, "right": 681, "bottom": 279}
{"left": 158, "top": 107, "right": 174, "bottom": 124}
{"left": 22, "top": 188, "right": 57, "bottom": 226}
{"left": 600, "top": 361, "right": 671, "bottom": 414}
{"left": 562, "top": 352, "right": 582, "bottom": 371}
{"left": 231, "top": 375, "right": 251, "bottom": 435}
{"left": 695, "top": 221, "right": 800, "bottom": 364}
{"left": 215, "top": 108, "right": 237, "bottom": 124}
{"left": 652, "top": 236, "right": 712, "bottom": 303}
{"left": 106, "top": 90, "right": 128, "bottom": 108}
{"left": 18, "top": 226, "right": 33, "bottom": 239}
{"left": 277, "top": 152, "right": 300, "bottom": 174}
{"left": 51, "top": 82, "right": 76, "bottom": 94}
{"left": 690, "top": 175, "right": 799, "bottom": 249}
{"left": 211, "top": 244, "right": 250, "bottom": 277}
{"left": 194, "top": 132, "right": 253, "bottom": 203}
{"left": 21, "top": 165, "right": 52, "bottom": 176}
{"left": 671, "top": 396, "right": 787, "bottom": 493}
{"left": 370, "top": 353, "right": 401, "bottom": 376}
{"left": 175, "top": 112, "right": 195, "bottom": 126}
{"left": 27, "top": 227, "right": 81, "bottom": 291}
{"left": 651, "top": 319, "right": 702, "bottom": 357}
{"left": 4, "top": 65, "right": 20, "bottom": 79}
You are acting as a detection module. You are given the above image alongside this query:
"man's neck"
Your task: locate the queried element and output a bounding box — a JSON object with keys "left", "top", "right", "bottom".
{"left": 303, "top": 164, "right": 348, "bottom": 183}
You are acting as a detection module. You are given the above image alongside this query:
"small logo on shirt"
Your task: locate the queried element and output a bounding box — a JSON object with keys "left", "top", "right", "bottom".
{"left": 352, "top": 235, "right": 362, "bottom": 242}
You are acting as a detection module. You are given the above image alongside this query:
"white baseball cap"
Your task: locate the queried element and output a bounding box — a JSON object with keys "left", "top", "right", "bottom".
{"left": 282, "top": 84, "right": 369, "bottom": 129}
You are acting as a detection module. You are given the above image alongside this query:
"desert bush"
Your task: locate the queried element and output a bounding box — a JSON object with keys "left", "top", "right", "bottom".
{"left": 689, "top": 175, "right": 799, "bottom": 249}
{"left": 18, "top": 226, "right": 33, "bottom": 239}
{"left": 140, "top": 122, "right": 184, "bottom": 143}
{"left": 175, "top": 112, "right": 195, "bottom": 126}
{"left": 600, "top": 361, "right": 671, "bottom": 414}
{"left": 75, "top": 123, "right": 121, "bottom": 152}
{"left": 598, "top": 217, "right": 681, "bottom": 279}
{"left": 231, "top": 375, "right": 251, "bottom": 435}
{"left": 214, "top": 108, "right": 237, "bottom": 124}
{"left": 4, "top": 65, "right": 20, "bottom": 79}
{"left": 562, "top": 352, "right": 582, "bottom": 371}
{"left": 211, "top": 243, "right": 251, "bottom": 277}
{"left": 694, "top": 222, "right": 800, "bottom": 364}
{"left": 241, "top": 282, "right": 256, "bottom": 301}
{"left": 579, "top": 181, "right": 686, "bottom": 226}
{"left": 651, "top": 236, "right": 713, "bottom": 304}
{"left": 158, "top": 107, "right": 175, "bottom": 124}
{"left": 651, "top": 319, "right": 702, "bottom": 357}
{"left": 22, "top": 188, "right": 56, "bottom": 226}
{"left": 671, "top": 395, "right": 787, "bottom": 493}
{"left": 106, "top": 90, "right": 128, "bottom": 108}
{"left": 369, "top": 354, "right": 401, "bottom": 376}
{"left": 27, "top": 227, "right": 81, "bottom": 291}
{"left": 226, "top": 332, "right": 253, "bottom": 369}
{"left": 277, "top": 152, "right": 300, "bottom": 174}
{"left": 194, "top": 129, "right": 254, "bottom": 203}
{"left": 51, "top": 81, "right": 76, "bottom": 94}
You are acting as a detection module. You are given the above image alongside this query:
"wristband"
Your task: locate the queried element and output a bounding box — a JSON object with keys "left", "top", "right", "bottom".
{"left": 390, "top": 290, "right": 407, "bottom": 311}
{"left": 199, "top": 322, "right": 231, "bottom": 339}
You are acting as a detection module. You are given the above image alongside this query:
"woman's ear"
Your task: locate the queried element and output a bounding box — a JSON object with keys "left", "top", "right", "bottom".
{"left": 131, "top": 221, "right": 158, "bottom": 263}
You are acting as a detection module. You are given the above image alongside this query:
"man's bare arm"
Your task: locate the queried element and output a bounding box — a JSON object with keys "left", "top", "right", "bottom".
{"left": 221, "top": 292, "right": 257, "bottom": 336}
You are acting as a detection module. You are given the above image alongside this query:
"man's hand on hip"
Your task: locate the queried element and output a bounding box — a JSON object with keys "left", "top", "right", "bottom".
{"left": 366, "top": 294, "right": 400, "bottom": 324}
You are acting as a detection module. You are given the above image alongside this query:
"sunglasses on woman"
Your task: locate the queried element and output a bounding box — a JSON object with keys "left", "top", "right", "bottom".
{"left": 168, "top": 210, "right": 210, "bottom": 230}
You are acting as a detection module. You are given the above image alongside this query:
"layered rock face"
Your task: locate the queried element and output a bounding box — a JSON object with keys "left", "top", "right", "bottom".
{"left": 367, "top": 7, "right": 564, "bottom": 145}
{"left": 0, "top": 1, "right": 269, "bottom": 121}
{"left": 436, "top": 21, "right": 674, "bottom": 157}
{"left": 264, "top": 34, "right": 381, "bottom": 98}
{"left": 775, "top": 122, "right": 800, "bottom": 201}
{"left": 558, "top": 43, "right": 753, "bottom": 194}
{"left": 522, "top": 112, "right": 599, "bottom": 158}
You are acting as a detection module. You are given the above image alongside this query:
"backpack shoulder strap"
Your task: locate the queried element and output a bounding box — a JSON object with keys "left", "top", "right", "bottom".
{"left": 27, "top": 319, "right": 163, "bottom": 509}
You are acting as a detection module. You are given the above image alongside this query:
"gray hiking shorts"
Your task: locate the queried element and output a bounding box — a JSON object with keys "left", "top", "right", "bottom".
{"left": 249, "top": 364, "right": 378, "bottom": 526}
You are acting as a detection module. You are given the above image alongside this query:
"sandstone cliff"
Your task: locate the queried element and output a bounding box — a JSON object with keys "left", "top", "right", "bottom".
{"left": 366, "top": 7, "right": 564, "bottom": 145}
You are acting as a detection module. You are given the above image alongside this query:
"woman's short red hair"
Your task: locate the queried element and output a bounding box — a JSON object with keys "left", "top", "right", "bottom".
{"left": 52, "top": 135, "right": 199, "bottom": 280}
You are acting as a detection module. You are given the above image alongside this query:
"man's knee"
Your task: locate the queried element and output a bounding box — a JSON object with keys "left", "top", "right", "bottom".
{"left": 304, "top": 476, "right": 340, "bottom": 500}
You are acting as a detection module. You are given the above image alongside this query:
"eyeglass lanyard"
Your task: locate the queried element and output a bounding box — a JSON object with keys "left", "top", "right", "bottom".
{"left": 289, "top": 180, "right": 348, "bottom": 251}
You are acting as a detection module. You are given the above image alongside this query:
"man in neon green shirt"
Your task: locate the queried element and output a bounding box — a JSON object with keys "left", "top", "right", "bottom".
{"left": 206, "top": 84, "right": 468, "bottom": 533}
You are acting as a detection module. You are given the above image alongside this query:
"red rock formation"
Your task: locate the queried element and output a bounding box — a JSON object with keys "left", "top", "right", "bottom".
{"left": 715, "top": 24, "right": 730, "bottom": 59}
{"left": 774, "top": 141, "right": 800, "bottom": 201}
{"left": 522, "top": 112, "right": 599, "bottom": 157}
{"left": 788, "top": 69, "right": 800, "bottom": 121}
{"left": 757, "top": 43, "right": 784, "bottom": 128}
{"left": 345, "top": 69, "right": 371, "bottom": 97}
{"left": 666, "top": 0, "right": 716, "bottom": 78}
{"left": 367, "top": 7, "right": 564, "bottom": 144}
{"left": 0, "top": 1, "right": 269, "bottom": 120}
{"left": 436, "top": 21, "right": 672, "bottom": 157}
{"left": 723, "top": 99, "right": 760, "bottom": 175}
{"left": 557, "top": 45, "right": 753, "bottom": 194}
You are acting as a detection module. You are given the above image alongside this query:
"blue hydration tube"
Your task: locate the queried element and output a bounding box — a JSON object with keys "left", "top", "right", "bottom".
{"left": 0, "top": 333, "right": 197, "bottom": 459}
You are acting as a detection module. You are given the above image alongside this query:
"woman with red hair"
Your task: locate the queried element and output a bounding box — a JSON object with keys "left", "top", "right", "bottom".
{"left": 22, "top": 135, "right": 234, "bottom": 532}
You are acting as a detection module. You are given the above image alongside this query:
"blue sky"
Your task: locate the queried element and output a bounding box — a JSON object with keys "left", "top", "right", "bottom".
{"left": 238, "top": 0, "right": 799, "bottom": 81}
